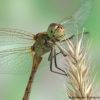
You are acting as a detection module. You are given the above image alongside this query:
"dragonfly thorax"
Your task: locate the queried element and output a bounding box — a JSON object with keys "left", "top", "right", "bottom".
{"left": 47, "top": 23, "right": 65, "bottom": 41}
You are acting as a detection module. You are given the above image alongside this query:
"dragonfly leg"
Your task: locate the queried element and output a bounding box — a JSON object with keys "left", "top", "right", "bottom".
{"left": 61, "top": 31, "right": 89, "bottom": 43}
{"left": 49, "top": 48, "right": 67, "bottom": 76}
{"left": 53, "top": 46, "right": 67, "bottom": 75}
{"left": 48, "top": 42, "right": 61, "bottom": 61}
{"left": 48, "top": 50, "right": 62, "bottom": 61}
{"left": 48, "top": 49, "right": 52, "bottom": 61}
{"left": 61, "top": 34, "right": 75, "bottom": 43}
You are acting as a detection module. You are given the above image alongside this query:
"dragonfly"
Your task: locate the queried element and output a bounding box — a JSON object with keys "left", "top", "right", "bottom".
{"left": 0, "top": 0, "right": 92, "bottom": 100}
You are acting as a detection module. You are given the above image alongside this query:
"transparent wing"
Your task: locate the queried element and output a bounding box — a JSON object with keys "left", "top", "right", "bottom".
{"left": 0, "top": 28, "right": 36, "bottom": 74}
{"left": 60, "top": 0, "right": 93, "bottom": 37}
{"left": 0, "top": 28, "right": 35, "bottom": 46}
{"left": 0, "top": 46, "right": 34, "bottom": 74}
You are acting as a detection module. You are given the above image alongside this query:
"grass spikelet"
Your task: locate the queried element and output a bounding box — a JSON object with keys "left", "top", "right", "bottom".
{"left": 64, "top": 34, "right": 93, "bottom": 100}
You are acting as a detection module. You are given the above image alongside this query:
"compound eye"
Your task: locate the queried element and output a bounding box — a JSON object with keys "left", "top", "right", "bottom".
{"left": 51, "top": 30, "right": 53, "bottom": 33}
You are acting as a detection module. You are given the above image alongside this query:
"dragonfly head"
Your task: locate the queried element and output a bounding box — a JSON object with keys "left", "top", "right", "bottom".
{"left": 47, "top": 23, "right": 64, "bottom": 41}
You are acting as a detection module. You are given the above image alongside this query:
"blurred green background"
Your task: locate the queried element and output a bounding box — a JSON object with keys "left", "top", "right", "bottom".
{"left": 0, "top": 0, "right": 99, "bottom": 100}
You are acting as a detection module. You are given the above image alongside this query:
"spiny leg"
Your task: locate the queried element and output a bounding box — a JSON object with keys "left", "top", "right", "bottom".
{"left": 61, "top": 32, "right": 89, "bottom": 43}
{"left": 49, "top": 48, "right": 67, "bottom": 76}
{"left": 53, "top": 46, "right": 67, "bottom": 75}
{"left": 48, "top": 48, "right": 52, "bottom": 61}
{"left": 48, "top": 50, "right": 62, "bottom": 61}
{"left": 61, "top": 34, "right": 75, "bottom": 43}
